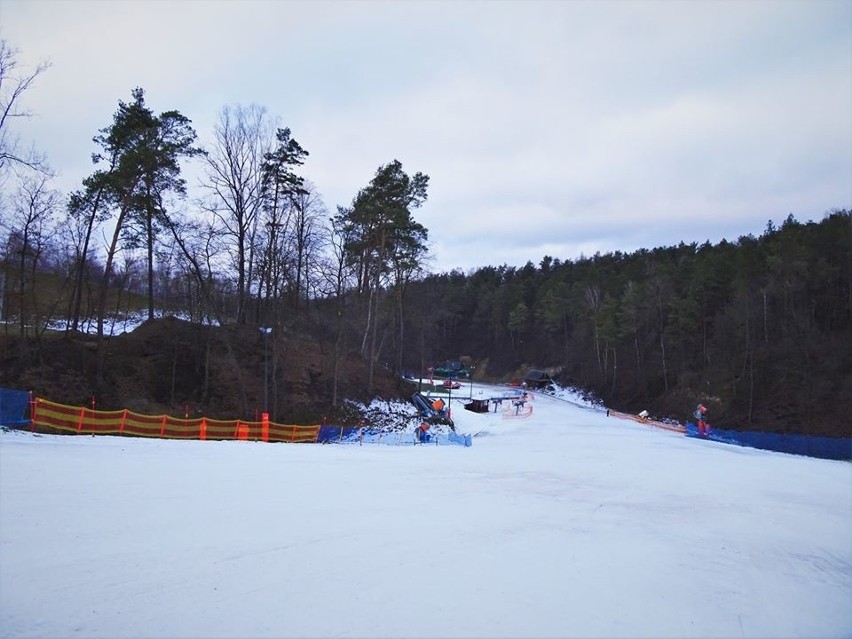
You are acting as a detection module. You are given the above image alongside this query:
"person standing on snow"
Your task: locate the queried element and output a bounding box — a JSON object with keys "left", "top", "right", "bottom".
{"left": 694, "top": 403, "right": 709, "bottom": 437}
{"left": 416, "top": 422, "right": 431, "bottom": 443}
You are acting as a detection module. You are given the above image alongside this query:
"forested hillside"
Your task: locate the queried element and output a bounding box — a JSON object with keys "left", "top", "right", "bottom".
{"left": 398, "top": 212, "right": 851, "bottom": 437}
{"left": 1, "top": 42, "right": 849, "bottom": 436}
{"left": 3, "top": 210, "right": 849, "bottom": 436}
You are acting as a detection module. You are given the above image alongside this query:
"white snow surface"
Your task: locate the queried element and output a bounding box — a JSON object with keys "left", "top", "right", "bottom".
{"left": 1, "top": 383, "right": 850, "bottom": 639}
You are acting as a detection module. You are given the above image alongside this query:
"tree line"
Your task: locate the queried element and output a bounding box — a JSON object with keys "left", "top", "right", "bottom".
{"left": 1, "top": 41, "right": 431, "bottom": 404}
{"left": 2, "top": 40, "right": 850, "bottom": 435}
{"left": 398, "top": 211, "right": 851, "bottom": 436}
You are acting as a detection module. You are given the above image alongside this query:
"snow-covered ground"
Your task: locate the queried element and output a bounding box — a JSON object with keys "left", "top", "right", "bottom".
{"left": 1, "top": 382, "right": 850, "bottom": 638}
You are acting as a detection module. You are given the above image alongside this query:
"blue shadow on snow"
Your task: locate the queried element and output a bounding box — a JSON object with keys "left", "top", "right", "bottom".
{"left": 317, "top": 424, "right": 471, "bottom": 447}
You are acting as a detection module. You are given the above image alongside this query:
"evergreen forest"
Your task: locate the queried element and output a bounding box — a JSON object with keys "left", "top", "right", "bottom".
{"left": 400, "top": 211, "right": 851, "bottom": 436}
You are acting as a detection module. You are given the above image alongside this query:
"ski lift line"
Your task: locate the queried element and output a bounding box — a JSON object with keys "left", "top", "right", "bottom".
{"left": 497, "top": 382, "right": 612, "bottom": 412}
{"left": 469, "top": 380, "right": 606, "bottom": 415}
{"left": 534, "top": 391, "right": 606, "bottom": 413}
{"left": 502, "top": 403, "right": 534, "bottom": 420}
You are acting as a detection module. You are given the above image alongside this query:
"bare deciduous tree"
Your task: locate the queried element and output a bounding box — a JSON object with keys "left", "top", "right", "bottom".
{"left": 287, "top": 180, "right": 325, "bottom": 312}
{"left": 0, "top": 38, "right": 50, "bottom": 175}
{"left": 201, "top": 104, "right": 275, "bottom": 324}
{"left": 1, "top": 169, "right": 60, "bottom": 336}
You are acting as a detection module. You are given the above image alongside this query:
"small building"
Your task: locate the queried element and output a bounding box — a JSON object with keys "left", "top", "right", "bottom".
{"left": 524, "top": 369, "right": 554, "bottom": 389}
{"left": 434, "top": 359, "right": 471, "bottom": 379}
{"left": 464, "top": 398, "right": 490, "bottom": 414}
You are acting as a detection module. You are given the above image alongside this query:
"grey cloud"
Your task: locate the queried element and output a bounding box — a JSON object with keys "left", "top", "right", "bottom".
{"left": 2, "top": 0, "right": 849, "bottom": 274}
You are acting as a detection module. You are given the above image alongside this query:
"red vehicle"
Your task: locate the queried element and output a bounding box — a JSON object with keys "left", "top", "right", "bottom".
{"left": 442, "top": 379, "right": 462, "bottom": 389}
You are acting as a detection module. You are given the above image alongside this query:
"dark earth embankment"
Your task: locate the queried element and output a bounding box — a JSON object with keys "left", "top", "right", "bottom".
{"left": 0, "top": 317, "right": 410, "bottom": 425}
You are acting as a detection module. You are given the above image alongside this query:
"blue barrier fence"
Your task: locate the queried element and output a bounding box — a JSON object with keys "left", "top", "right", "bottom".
{"left": 0, "top": 387, "right": 30, "bottom": 428}
{"left": 316, "top": 424, "right": 472, "bottom": 447}
{"left": 686, "top": 423, "right": 851, "bottom": 461}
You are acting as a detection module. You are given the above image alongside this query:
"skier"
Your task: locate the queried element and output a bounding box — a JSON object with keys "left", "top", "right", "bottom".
{"left": 694, "top": 403, "right": 709, "bottom": 437}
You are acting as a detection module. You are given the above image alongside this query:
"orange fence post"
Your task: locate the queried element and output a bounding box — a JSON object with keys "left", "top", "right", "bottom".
{"left": 160, "top": 415, "right": 167, "bottom": 437}
{"left": 77, "top": 407, "right": 85, "bottom": 433}
{"left": 236, "top": 422, "right": 248, "bottom": 441}
{"left": 200, "top": 417, "right": 207, "bottom": 441}
{"left": 262, "top": 413, "right": 269, "bottom": 442}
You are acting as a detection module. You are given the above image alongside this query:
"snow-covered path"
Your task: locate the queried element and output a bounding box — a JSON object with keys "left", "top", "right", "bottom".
{"left": 1, "top": 384, "right": 850, "bottom": 638}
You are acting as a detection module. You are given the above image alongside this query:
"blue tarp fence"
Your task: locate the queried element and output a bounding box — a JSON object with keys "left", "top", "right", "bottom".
{"left": 316, "top": 424, "right": 472, "bottom": 447}
{"left": 686, "top": 423, "right": 851, "bottom": 461}
{"left": 0, "top": 387, "right": 30, "bottom": 428}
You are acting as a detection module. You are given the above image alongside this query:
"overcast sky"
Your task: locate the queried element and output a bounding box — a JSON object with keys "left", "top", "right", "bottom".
{"left": 2, "top": 0, "right": 850, "bottom": 274}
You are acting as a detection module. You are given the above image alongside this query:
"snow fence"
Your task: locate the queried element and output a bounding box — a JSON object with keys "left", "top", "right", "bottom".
{"left": 685, "top": 423, "right": 851, "bottom": 461}
{"left": 14, "top": 396, "right": 472, "bottom": 447}
{"left": 30, "top": 397, "right": 320, "bottom": 442}
{"left": 609, "top": 407, "right": 849, "bottom": 461}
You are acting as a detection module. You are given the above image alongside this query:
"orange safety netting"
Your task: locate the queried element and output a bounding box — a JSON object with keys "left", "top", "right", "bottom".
{"left": 608, "top": 409, "right": 685, "bottom": 434}
{"left": 502, "top": 402, "right": 534, "bottom": 419}
{"left": 30, "top": 397, "right": 321, "bottom": 443}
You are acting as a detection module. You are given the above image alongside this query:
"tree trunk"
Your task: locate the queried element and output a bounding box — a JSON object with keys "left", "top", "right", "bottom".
{"left": 367, "top": 226, "right": 388, "bottom": 392}
{"left": 610, "top": 346, "right": 618, "bottom": 397}
{"left": 146, "top": 192, "right": 155, "bottom": 321}
{"left": 71, "top": 186, "right": 105, "bottom": 332}
{"left": 95, "top": 200, "right": 132, "bottom": 384}
{"left": 657, "top": 287, "right": 668, "bottom": 396}
{"left": 332, "top": 306, "right": 343, "bottom": 408}
{"left": 396, "top": 281, "right": 408, "bottom": 376}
